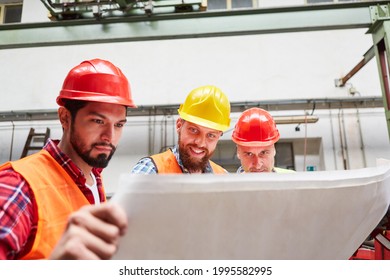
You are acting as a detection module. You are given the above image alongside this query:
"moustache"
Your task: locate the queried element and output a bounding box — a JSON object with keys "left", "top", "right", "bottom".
{"left": 188, "top": 144, "right": 208, "bottom": 153}
{"left": 92, "top": 142, "right": 116, "bottom": 151}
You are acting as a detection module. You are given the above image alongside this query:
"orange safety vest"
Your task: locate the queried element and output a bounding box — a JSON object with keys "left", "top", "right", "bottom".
{"left": 273, "top": 167, "right": 296, "bottom": 173}
{"left": 0, "top": 150, "right": 97, "bottom": 259}
{"left": 150, "top": 149, "right": 226, "bottom": 174}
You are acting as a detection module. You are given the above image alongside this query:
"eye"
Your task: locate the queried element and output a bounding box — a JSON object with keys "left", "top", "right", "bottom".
{"left": 93, "top": 119, "right": 104, "bottom": 124}
{"left": 260, "top": 150, "right": 270, "bottom": 156}
{"left": 244, "top": 152, "right": 254, "bottom": 157}
{"left": 189, "top": 127, "right": 198, "bottom": 134}
{"left": 115, "top": 123, "right": 124, "bottom": 128}
{"left": 207, "top": 133, "right": 217, "bottom": 139}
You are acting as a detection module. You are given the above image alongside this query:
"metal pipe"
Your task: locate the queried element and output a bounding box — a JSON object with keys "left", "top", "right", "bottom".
{"left": 9, "top": 121, "right": 15, "bottom": 161}
{"left": 0, "top": 97, "right": 383, "bottom": 122}
{"left": 335, "top": 46, "right": 375, "bottom": 87}
{"left": 329, "top": 110, "right": 338, "bottom": 170}
{"left": 274, "top": 115, "right": 318, "bottom": 124}
{"left": 303, "top": 113, "right": 308, "bottom": 172}
{"left": 356, "top": 108, "right": 367, "bottom": 168}
{"left": 338, "top": 109, "right": 348, "bottom": 170}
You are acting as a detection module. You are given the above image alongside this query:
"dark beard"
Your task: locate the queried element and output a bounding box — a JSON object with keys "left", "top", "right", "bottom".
{"left": 179, "top": 145, "right": 209, "bottom": 173}
{"left": 70, "top": 131, "right": 116, "bottom": 168}
{"left": 178, "top": 130, "right": 214, "bottom": 173}
{"left": 75, "top": 141, "right": 115, "bottom": 168}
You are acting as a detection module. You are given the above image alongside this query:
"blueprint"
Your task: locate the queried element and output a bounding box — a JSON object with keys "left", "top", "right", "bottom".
{"left": 111, "top": 161, "right": 390, "bottom": 259}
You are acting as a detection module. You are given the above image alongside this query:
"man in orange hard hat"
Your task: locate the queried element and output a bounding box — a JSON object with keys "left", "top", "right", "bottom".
{"left": 131, "top": 85, "right": 230, "bottom": 174}
{"left": 232, "top": 107, "right": 295, "bottom": 173}
{"left": 0, "top": 59, "right": 136, "bottom": 259}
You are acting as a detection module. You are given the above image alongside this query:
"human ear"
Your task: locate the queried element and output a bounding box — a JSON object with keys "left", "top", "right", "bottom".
{"left": 58, "top": 107, "right": 71, "bottom": 130}
{"left": 176, "top": 118, "right": 184, "bottom": 132}
{"left": 236, "top": 146, "right": 241, "bottom": 159}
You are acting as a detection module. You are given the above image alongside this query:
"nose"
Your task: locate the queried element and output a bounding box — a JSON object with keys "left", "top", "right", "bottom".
{"left": 253, "top": 156, "right": 263, "bottom": 169}
{"left": 193, "top": 134, "right": 206, "bottom": 147}
{"left": 101, "top": 124, "right": 114, "bottom": 143}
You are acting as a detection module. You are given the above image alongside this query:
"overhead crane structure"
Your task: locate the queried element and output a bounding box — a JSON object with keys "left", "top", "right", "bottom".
{"left": 1, "top": 1, "right": 390, "bottom": 137}
{"left": 40, "top": 0, "right": 207, "bottom": 20}
{"left": 0, "top": 1, "right": 382, "bottom": 49}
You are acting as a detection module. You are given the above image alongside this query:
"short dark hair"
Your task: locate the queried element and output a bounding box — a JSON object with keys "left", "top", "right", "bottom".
{"left": 62, "top": 99, "right": 88, "bottom": 121}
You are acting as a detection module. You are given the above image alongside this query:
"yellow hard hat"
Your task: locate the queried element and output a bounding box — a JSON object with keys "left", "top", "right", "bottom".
{"left": 178, "top": 85, "right": 231, "bottom": 132}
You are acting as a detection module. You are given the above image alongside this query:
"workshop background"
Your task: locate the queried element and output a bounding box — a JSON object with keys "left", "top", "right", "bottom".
{"left": 1, "top": 0, "right": 390, "bottom": 194}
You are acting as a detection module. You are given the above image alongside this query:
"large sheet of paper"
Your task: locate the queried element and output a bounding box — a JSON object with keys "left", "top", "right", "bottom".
{"left": 111, "top": 164, "right": 390, "bottom": 260}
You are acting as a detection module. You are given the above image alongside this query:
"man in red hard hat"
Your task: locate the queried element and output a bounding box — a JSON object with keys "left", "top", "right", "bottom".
{"left": 0, "top": 59, "right": 136, "bottom": 259}
{"left": 232, "top": 107, "right": 294, "bottom": 173}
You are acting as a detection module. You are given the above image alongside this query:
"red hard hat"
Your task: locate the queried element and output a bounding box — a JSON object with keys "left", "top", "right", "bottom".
{"left": 232, "top": 107, "right": 280, "bottom": 146}
{"left": 57, "top": 59, "right": 136, "bottom": 107}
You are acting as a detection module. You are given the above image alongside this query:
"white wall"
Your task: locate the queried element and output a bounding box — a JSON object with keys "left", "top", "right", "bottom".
{"left": 1, "top": 1, "right": 389, "bottom": 193}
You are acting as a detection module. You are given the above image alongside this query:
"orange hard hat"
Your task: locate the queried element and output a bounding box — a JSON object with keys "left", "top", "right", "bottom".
{"left": 57, "top": 59, "right": 136, "bottom": 107}
{"left": 232, "top": 107, "right": 280, "bottom": 146}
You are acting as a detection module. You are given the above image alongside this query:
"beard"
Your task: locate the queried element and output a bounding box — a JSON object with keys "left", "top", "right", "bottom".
{"left": 178, "top": 133, "right": 214, "bottom": 173}
{"left": 70, "top": 125, "right": 116, "bottom": 168}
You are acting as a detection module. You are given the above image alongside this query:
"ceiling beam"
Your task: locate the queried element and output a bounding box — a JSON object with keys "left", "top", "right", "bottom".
{"left": 0, "top": 2, "right": 381, "bottom": 50}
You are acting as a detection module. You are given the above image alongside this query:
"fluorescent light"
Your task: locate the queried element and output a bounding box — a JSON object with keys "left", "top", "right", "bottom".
{"left": 274, "top": 115, "right": 319, "bottom": 124}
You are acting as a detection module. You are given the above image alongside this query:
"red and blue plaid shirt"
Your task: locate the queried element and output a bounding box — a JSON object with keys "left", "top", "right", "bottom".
{"left": 0, "top": 139, "right": 104, "bottom": 259}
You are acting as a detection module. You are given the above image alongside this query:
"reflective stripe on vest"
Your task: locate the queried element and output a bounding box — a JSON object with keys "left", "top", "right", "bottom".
{"left": 273, "top": 167, "right": 296, "bottom": 173}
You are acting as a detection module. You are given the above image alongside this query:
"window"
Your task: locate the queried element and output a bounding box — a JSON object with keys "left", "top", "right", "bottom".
{"left": 275, "top": 142, "right": 295, "bottom": 171}
{"left": 207, "top": 0, "right": 379, "bottom": 11}
{"left": 4, "top": 4, "right": 22, "bottom": 23}
{"left": 207, "top": 0, "right": 227, "bottom": 10}
{"left": 306, "top": 0, "right": 364, "bottom": 3}
{"left": 0, "top": 1, "right": 23, "bottom": 24}
{"left": 306, "top": 0, "right": 333, "bottom": 3}
{"left": 231, "top": 0, "right": 253, "bottom": 9}
{"left": 207, "top": 0, "right": 255, "bottom": 11}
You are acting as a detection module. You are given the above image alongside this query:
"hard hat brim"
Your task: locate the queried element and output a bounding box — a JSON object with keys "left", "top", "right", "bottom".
{"left": 178, "top": 110, "right": 229, "bottom": 132}
{"left": 57, "top": 90, "right": 137, "bottom": 108}
{"left": 232, "top": 135, "right": 280, "bottom": 147}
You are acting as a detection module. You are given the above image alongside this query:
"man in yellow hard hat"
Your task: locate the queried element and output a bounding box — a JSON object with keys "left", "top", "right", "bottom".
{"left": 0, "top": 59, "right": 136, "bottom": 259}
{"left": 132, "top": 85, "right": 230, "bottom": 174}
{"left": 232, "top": 107, "right": 295, "bottom": 173}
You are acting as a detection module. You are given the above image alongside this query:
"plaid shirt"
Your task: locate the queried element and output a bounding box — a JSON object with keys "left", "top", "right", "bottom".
{"left": 131, "top": 145, "right": 214, "bottom": 174}
{"left": 0, "top": 139, "right": 104, "bottom": 260}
